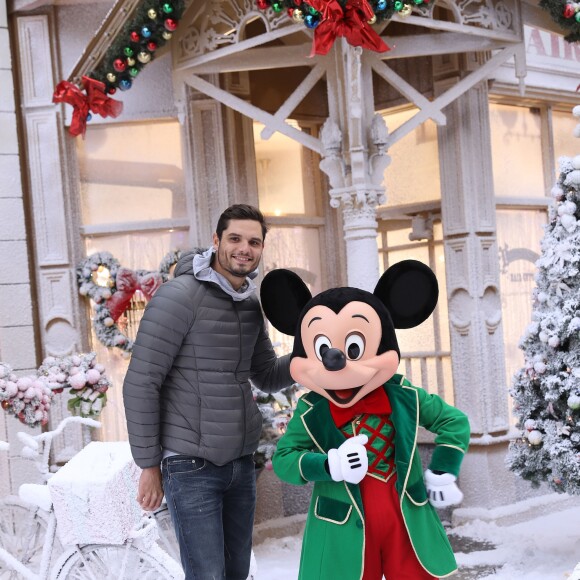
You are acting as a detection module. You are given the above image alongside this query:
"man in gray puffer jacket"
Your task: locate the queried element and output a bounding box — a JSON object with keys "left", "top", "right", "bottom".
{"left": 123, "top": 204, "right": 293, "bottom": 580}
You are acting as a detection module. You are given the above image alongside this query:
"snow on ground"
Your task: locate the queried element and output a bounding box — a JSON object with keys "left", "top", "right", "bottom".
{"left": 253, "top": 506, "right": 580, "bottom": 579}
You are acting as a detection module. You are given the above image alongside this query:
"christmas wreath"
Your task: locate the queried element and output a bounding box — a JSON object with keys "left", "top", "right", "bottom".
{"left": 0, "top": 353, "right": 112, "bottom": 428}
{"left": 77, "top": 250, "right": 184, "bottom": 354}
{"left": 539, "top": 0, "right": 580, "bottom": 42}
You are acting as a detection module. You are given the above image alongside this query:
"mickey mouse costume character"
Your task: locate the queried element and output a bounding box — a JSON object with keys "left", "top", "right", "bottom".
{"left": 260, "top": 260, "right": 470, "bottom": 580}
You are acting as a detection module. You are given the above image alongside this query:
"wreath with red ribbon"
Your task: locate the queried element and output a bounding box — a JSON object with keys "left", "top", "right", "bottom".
{"left": 77, "top": 250, "right": 183, "bottom": 354}
{"left": 539, "top": 0, "right": 580, "bottom": 42}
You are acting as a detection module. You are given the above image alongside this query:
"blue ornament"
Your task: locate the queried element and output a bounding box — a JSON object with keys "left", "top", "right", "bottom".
{"left": 141, "top": 26, "right": 152, "bottom": 38}
{"left": 377, "top": 0, "right": 387, "bottom": 10}
{"left": 119, "top": 79, "right": 132, "bottom": 91}
{"left": 304, "top": 13, "right": 320, "bottom": 28}
{"left": 86, "top": 113, "right": 92, "bottom": 122}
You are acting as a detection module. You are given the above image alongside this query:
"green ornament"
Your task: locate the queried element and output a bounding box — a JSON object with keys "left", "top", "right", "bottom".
{"left": 576, "top": 11, "right": 580, "bottom": 22}
{"left": 307, "top": 5, "right": 319, "bottom": 15}
{"left": 413, "top": 0, "right": 423, "bottom": 5}
{"left": 123, "top": 46, "right": 134, "bottom": 57}
{"left": 394, "top": 1, "right": 403, "bottom": 9}
{"left": 162, "top": 2, "right": 174, "bottom": 13}
{"left": 129, "top": 67, "right": 139, "bottom": 77}
{"left": 271, "top": 1, "right": 283, "bottom": 12}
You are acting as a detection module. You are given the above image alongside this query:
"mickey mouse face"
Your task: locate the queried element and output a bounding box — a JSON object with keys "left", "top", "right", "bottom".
{"left": 261, "top": 260, "right": 439, "bottom": 408}
{"left": 291, "top": 301, "right": 399, "bottom": 407}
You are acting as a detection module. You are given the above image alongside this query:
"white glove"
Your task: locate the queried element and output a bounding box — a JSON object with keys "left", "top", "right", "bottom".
{"left": 327, "top": 434, "right": 369, "bottom": 484}
{"left": 424, "top": 469, "right": 463, "bottom": 508}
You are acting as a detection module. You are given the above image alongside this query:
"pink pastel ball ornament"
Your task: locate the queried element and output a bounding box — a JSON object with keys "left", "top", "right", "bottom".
{"left": 17, "top": 377, "right": 33, "bottom": 391}
{"left": 5, "top": 382, "right": 18, "bottom": 398}
{"left": 69, "top": 372, "right": 87, "bottom": 390}
{"left": 86, "top": 369, "right": 101, "bottom": 385}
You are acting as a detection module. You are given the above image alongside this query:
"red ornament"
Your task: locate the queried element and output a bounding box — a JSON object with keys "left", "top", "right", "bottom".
{"left": 130, "top": 31, "right": 140, "bottom": 42}
{"left": 288, "top": 7, "right": 294, "bottom": 16}
{"left": 164, "top": 18, "right": 178, "bottom": 31}
{"left": 293, "top": 0, "right": 301, "bottom": 4}
{"left": 113, "top": 58, "right": 127, "bottom": 72}
{"left": 147, "top": 41, "right": 158, "bottom": 51}
{"left": 1, "top": 400, "right": 9, "bottom": 410}
{"left": 564, "top": 3, "right": 575, "bottom": 18}
{"left": 257, "top": 0, "right": 269, "bottom": 8}
{"left": 108, "top": 87, "right": 117, "bottom": 94}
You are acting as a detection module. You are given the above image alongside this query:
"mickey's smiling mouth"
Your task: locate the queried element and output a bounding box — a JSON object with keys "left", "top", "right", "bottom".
{"left": 325, "top": 386, "right": 363, "bottom": 405}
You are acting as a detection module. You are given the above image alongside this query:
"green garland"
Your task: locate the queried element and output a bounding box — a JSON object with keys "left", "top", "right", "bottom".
{"left": 90, "top": 0, "right": 185, "bottom": 94}
{"left": 539, "top": 0, "right": 580, "bottom": 43}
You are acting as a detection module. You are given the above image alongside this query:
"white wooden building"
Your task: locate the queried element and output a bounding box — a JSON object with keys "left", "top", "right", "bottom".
{"left": 1, "top": 0, "right": 580, "bottom": 525}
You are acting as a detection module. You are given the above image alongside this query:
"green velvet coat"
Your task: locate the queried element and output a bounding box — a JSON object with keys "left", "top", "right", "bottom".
{"left": 272, "top": 374, "right": 470, "bottom": 580}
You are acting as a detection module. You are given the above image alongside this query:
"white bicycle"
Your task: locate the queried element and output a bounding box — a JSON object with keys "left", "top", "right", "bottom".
{"left": 0, "top": 417, "right": 183, "bottom": 580}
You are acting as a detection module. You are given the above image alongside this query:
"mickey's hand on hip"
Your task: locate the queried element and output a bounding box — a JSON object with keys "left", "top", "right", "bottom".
{"left": 424, "top": 469, "right": 463, "bottom": 508}
{"left": 327, "top": 434, "right": 369, "bottom": 484}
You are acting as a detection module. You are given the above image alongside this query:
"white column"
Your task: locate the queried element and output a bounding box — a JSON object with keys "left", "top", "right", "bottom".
{"left": 319, "top": 41, "right": 390, "bottom": 292}
{"left": 0, "top": 2, "right": 41, "bottom": 495}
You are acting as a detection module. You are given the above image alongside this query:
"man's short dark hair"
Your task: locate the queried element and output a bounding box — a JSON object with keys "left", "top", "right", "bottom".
{"left": 216, "top": 204, "right": 269, "bottom": 242}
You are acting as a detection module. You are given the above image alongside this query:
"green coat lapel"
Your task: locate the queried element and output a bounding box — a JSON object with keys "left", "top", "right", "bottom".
{"left": 300, "top": 392, "right": 364, "bottom": 515}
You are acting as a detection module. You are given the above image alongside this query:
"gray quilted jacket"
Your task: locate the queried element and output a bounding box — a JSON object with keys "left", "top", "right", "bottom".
{"left": 123, "top": 250, "right": 293, "bottom": 468}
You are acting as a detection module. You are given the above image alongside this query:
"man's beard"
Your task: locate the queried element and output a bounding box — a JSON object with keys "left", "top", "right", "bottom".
{"left": 217, "top": 247, "right": 252, "bottom": 278}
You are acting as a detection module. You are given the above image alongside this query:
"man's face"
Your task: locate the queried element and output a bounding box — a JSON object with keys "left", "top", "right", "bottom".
{"left": 212, "top": 219, "right": 264, "bottom": 282}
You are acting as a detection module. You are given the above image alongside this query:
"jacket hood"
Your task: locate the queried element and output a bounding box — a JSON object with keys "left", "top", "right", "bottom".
{"left": 173, "top": 248, "right": 205, "bottom": 278}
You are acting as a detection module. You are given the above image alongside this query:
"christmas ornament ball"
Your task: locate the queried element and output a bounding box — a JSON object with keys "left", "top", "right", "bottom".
{"left": 573, "top": 155, "right": 580, "bottom": 170}
{"left": 162, "top": 31, "right": 173, "bottom": 40}
{"left": 123, "top": 46, "right": 134, "bottom": 57}
{"left": 292, "top": 8, "right": 304, "bottom": 21}
{"left": 119, "top": 78, "right": 132, "bottom": 91}
{"left": 106, "top": 72, "right": 117, "bottom": 83}
{"left": 524, "top": 418, "right": 536, "bottom": 431}
{"left": 162, "top": 2, "right": 174, "bottom": 14}
{"left": 137, "top": 51, "right": 152, "bottom": 64}
{"left": 130, "top": 31, "right": 140, "bottom": 42}
{"left": 399, "top": 3, "right": 413, "bottom": 16}
{"left": 126, "top": 57, "right": 136, "bottom": 66}
{"left": 377, "top": 0, "right": 387, "bottom": 10}
{"left": 141, "top": 26, "right": 152, "bottom": 38}
{"left": 368, "top": 14, "right": 377, "bottom": 24}
{"left": 148, "top": 8, "right": 157, "bottom": 19}
{"left": 527, "top": 430, "right": 543, "bottom": 445}
{"left": 113, "top": 59, "right": 126, "bottom": 72}
{"left": 568, "top": 394, "right": 580, "bottom": 410}
{"left": 147, "top": 41, "right": 158, "bottom": 51}
{"left": 304, "top": 13, "right": 320, "bottom": 28}
{"left": 164, "top": 18, "right": 178, "bottom": 31}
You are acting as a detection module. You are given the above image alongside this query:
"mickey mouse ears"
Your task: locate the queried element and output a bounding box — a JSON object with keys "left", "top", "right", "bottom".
{"left": 375, "top": 260, "right": 438, "bottom": 329}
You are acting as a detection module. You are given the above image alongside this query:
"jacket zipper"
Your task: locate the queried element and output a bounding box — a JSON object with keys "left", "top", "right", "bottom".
{"left": 233, "top": 302, "right": 246, "bottom": 456}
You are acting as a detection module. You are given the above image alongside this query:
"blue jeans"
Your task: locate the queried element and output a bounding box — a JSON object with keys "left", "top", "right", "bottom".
{"left": 161, "top": 454, "right": 256, "bottom": 580}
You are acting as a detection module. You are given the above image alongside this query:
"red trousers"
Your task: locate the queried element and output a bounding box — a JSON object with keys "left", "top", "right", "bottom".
{"left": 359, "top": 475, "right": 437, "bottom": 580}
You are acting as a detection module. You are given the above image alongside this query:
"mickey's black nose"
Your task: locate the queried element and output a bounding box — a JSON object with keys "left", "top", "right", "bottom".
{"left": 322, "top": 348, "right": 347, "bottom": 371}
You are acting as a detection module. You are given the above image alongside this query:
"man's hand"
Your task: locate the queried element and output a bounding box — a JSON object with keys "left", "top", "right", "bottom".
{"left": 327, "top": 434, "right": 369, "bottom": 484}
{"left": 137, "top": 465, "right": 163, "bottom": 511}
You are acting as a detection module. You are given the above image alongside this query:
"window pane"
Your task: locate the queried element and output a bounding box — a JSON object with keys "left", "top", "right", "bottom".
{"left": 254, "top": 122, "right": 315, "bottom": 216}
{"left": 380, "top": 108, "right": 441, "bottom": 207}
{"left": 84, "top": 230, "right": 189, "bottom": 442}
{"left": 553, "top": 109, "right": 579, "bottom": 167}
{"left": 262, "top": 226, "right": 323, "bottom": 355}
{"left": 490, "top": 104, "right": 544, "bottom": 198}
{"left": 77, "top": 121, "right": 185, "bottom": 225}
{"left": 496, "top": 208, "right": 547, "bottom": 423}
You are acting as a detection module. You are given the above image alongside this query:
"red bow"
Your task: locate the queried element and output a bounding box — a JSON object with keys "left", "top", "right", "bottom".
{"left": 330, "top": 387, "right": 392, "bottom": 427}
{"left": 52, "top": 76, "right": 123, "bottom": 138}
{"left": 308, "top": 0, "right": 390, "bottom": 56}
{"left": 106, "top": 268, "right": 163, "bottom": 320}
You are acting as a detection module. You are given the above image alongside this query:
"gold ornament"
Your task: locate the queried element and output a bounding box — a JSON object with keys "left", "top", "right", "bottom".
{"left": 137, "top": 51, "right": 152, "bottom": 64}
{"left": 399, "top": 4, "right": 413, "bottom": 16}
{"left": 106, "top": 73, "right": 116, "bottom": 83}
{"left": 147, "top": 8, "right": 157, "bottom": 19}
{"left": 162, "top": 31, "right": 173, "bottom": 40}
{"left": 367, "top": 14, "right": 377, "bottom": 24}
{"left": 126, "top": 57, "right": 136, "bottom": 66}
{"left": 292, "top": 8, "right": 304, "bottom": 22}
{"left": 92, "top": 266, "right": 113, "bottom": 288}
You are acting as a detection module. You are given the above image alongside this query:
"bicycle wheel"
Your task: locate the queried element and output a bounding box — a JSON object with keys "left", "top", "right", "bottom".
{"left": 153, "top": 505, "right": 180, "bottom": 562}
{"left": 0, "top": 497, "right": 57, "bottom": 579}
{"left": 52, "top": 543, "right": 181, "bottom": 579}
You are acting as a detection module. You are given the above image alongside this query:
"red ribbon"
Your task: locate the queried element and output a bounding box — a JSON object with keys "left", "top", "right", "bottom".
{"left": 52, "top": 76, "right": 123, "bottom": 138}
{"left": 106, "top": 268, "right": 163, "bottom": 321}
{"left": 308, "top": 0, "right": 390, "bottom": 56}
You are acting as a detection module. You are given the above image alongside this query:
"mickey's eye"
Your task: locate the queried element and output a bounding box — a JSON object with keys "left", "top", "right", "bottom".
{"left": 345, "top": 333, "right": 365, "bottom": 361}
{"left": 314, "top": 335, "right": 332, "bottom": 361}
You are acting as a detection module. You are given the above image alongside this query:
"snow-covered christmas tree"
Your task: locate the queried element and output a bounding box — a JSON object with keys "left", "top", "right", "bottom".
{"left": 507, "top": 109, "right": 580, "bottom": 495}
